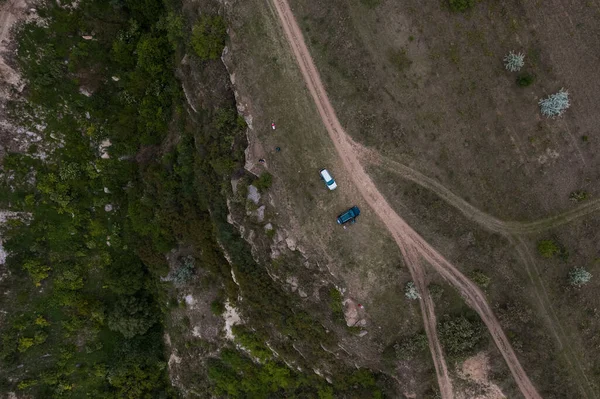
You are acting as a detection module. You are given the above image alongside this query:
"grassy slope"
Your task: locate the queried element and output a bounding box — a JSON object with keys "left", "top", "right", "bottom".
{"left": 225, "top": 0, "right": 440, "bottom": 395}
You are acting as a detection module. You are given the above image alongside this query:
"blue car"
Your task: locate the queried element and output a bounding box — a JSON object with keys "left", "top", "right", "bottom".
{"left": 337, "top": 206, "right": 360, "bottom": 225}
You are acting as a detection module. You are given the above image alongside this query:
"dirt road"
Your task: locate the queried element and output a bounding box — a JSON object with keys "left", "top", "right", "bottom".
{"left": 270, "top": 0, "right": 542, "bottom": 398}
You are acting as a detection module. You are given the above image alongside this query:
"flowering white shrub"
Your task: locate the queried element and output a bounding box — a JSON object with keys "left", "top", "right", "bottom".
{"left": 504, "top": 51, "right": 525, "bottom": 72}
{"left": 539, "top": 88, "right": 570, "bottom": 117}
{"left": 405, "top": 281, "right": 421, "bottom": 300}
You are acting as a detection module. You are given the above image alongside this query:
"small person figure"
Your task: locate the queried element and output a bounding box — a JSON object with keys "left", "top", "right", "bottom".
{"left": 275, "top": 147, "right": 281, "bottom": 152}
{"left": 358, "top": 304, "right": 364, "bottom": 309}
{"left": 271, "top": 122, "right": 276, "bottom": 130}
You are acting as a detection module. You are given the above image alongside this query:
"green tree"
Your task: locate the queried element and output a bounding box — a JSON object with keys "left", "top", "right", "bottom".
{"left": 22, "top": 260, "right": 51, "bottom": 286}
{"left": 191, "top": 15, "right": 227, "bottom": 60}
{"left": 107, "top": 360, "right": 167, "bottom": 399}
{"left": 107, "top": 295, "right": 158, "bottom": 338}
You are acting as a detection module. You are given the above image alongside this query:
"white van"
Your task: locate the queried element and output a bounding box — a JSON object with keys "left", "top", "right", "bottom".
{"left": 319, "top": 169, "right": 337, "bottom": 190}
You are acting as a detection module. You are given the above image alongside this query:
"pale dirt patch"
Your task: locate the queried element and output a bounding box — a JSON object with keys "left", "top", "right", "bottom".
{"left": 223, "top": 300, "right": 241, "bottom": 340}
{"left": 456, "top": 352, "right": 506, "bottom": 399}
{"left": 184, "top": 294, "right": 197, "bottom": 307}
{"left": 99, "top": 138, "right": 111, "bottom": 159}
{"left": 342, "top": 298, "right": 359, "bottom": 327}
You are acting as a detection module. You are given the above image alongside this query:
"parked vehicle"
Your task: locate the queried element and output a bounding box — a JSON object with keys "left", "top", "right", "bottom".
{"left": 337, "top": 206, "right": 360, "bottom": 225}
{"left": 319, "top": 169, "right": 337, "bottom": 190}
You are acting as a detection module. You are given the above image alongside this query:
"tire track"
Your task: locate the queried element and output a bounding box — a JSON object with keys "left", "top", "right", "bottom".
{"left": 360, "top": 147, "right": 600, "bottom": 235}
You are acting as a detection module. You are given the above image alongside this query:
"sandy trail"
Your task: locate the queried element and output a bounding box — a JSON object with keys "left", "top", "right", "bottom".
{"left": 270, "top": 0, "right": 541, "bottom": 398}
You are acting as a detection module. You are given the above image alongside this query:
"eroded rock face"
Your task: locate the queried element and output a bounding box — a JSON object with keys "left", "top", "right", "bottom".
{"left": 247, "top": 185, "right": 260, "bottom": 204}
{"left": 343, "top": 298, "right": 359, "bottom": 327}
{"left": 256, "top": 205, "right": 266, "bottom": 222}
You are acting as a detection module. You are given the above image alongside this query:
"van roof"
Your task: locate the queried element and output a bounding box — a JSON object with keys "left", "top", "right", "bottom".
{"left": 320, "top": 169, "right": 332, "bottom": 181}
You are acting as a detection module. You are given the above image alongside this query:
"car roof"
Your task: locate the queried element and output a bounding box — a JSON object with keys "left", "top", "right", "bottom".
{"left": 320, "top": 169, "right": 332, "bottom": 180}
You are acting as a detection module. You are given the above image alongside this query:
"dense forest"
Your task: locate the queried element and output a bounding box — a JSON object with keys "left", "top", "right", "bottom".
{"left": 0, "top": 0, "right": 389, "bottom": 397}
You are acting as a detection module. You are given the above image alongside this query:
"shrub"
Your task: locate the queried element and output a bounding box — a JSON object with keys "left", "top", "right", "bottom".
{"left": 254, "top": 172, "right": 273, "bottom": 192}
{"left": 569, "top": 190, "right": 589, "bottom": 203}
{"left": 107, "top": 295, "right": 158, "bottom": 338}
{"left": 537, "top": 240, "right": 559, "bottom": 259}
{"left": 388, "top": 48, "right": 412, "bottom": 72}
{"left": 516, "top": 73, "right": 535, "bottom": 87}
{"left": 394, "top": 332, "right": 428, "bottom": 360}
{"left": 448, "top": 0, "right": 475, "bottom": 12}
{"left": 18, "top": 337, "right": 35, "bottom": 352}
{"left": 405, "top": 281, "right": 420, "bottom": 300}
{"left": 504, "top": 51, "right": 525, "bottom": 72}
{"left": 360, "top": 0, "right": 381, "bottom": 8}
{"left": 210, "top": 300, "right": 225, "bottom": 315}
{"left": 172, "top": 255, "right": 195, "bottom": 285}
{"left": 569, "top": 267, "right": 592, "bottom": 287}
{"left": 191, "top": 15, "right": 227, "bottom": 60}
{"left": 438, "top": 315, "right": 484, "bottom": 357}
{"left": 469, "top": 270, "right": 491, "bottom": 289}
{"left": 539, "top": 88, "right": 570, "bottom": 117}
{"left": 329, "top": 288, "right": 345, "bottom": 322}
{"left": 22, "top": 260, "right": 51, "bottom": 286}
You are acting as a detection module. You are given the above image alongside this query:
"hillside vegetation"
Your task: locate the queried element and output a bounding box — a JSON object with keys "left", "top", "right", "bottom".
{"left": 0, "top": 0, "right": 392, "bottom": 397}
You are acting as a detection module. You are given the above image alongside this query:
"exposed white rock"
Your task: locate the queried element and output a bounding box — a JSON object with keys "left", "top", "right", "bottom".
{"left": 256, "top": 205, "right": 266, "bottom": 222}
{"left": 223, "top": 300, "right": 241, "bottom": 340}
{"left": 247, "top": 185, "right": 260, "bottom": 204}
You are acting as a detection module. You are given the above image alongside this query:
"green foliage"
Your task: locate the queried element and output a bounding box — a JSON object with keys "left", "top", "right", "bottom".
{"left": 232, "top": 326, "right": 272, "bottom": 362}
{"left": 207, "top": 347, "right": 383, "bottom": 398}
{"left": 22, "top": 260, "right": 51, "bottom": 286}
{"left": 18, "top": 337, "right": 35, "bottom": 352}
{"left": 108, "top": 295, "right": 158, "bottom": 338}
{"left": 254, "top": 172, "right": 273, "bottom": 192}
{"left": 329, "top": 288, "right": 345, "bottom": 323}
{"left": 161, "top": 12, "right": 185, "bottom": 49}
{"left": 448, "top": 0, "right": 475, "bottom": 12}
{"left": 393, "top": 332, "right": 429, "bottom": 360}
{"left": 191, "top": 15, "right": 227, "bottom": 61}
{"left": 537, "top": 239, "right": 560, "bottom": 259}
{"left": 516, "top": 73, "right": 535, "bottom": 87}
{"left": 438, "top": 315, "right": 485, "bottom": 358}
{"left": 107, "top": 359, "right": 168, "bottom": 399}
{"left": 210, "top": 300, "right": 225, "bottom": 315}
{"left": 569, "top": 190, "right": 590, "bottom": 203}
{"left": 388, "top": 48, "right": 412, "bottom": 72}
{"left": 0, "top": 0, "right": 185, "bottom": 396}
{"left": 360, "top": 0, "right": 381, "bottom": 8}
{"left": 469, "top": 270, "right": 491, "bottom": 289}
